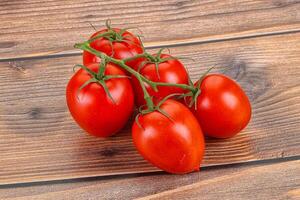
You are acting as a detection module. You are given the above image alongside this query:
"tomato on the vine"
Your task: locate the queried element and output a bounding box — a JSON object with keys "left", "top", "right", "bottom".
{"left": 132, "top": 54, "right": 189, "bottom": 106}
{"left": 190, "top": 74, "right": 251, "bottom": 138}
{"left": 83, "top": 28, "right": 144, "bottom": 70}
{"left": 66, "top": 63, "right": 134, "bottom": 137}
{"left": 132, "top": 99, "right": 205, "bottom": 174}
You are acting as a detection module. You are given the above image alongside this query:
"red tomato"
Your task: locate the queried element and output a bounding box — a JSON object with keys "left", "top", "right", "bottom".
{"left": 132, "top": 54, "right": 189, "bottom": 106}
{"left": 132, "top": 99, "right": 205, "bottom": 174}
{"left": 66, "top": 63, "right": 134, "bottom": 137}
{"left": 83, "top": 28, "right": 144, "bottom": 70}
{"left": 192, "top": 74, "right": 251, "bottom": 138}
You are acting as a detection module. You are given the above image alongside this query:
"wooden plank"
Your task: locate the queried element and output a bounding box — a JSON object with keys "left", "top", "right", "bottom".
{"left": 0, "top": 159, "right": 299, "bottom": 199}
{"left": 0, "top": 32, "right": 300, "bottom": 185}
{"left": 0, "top": 0, "right": 300, "bottom": 59}
{"left": 138, "top": 159, "right": 300, "bottom": 200}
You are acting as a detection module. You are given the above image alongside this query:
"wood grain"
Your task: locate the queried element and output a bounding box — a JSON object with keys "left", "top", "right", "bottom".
{"left": 0, "top": 159, "right": 299, "bottom": 199}
{"left": 138, "top": 159, "right": 300, "bottom": 200}
{"left": 0, "top": 32, "right": 300, "bottom": 185}
{"left": 0, "top": 0, "right": 300, "bottom": 59}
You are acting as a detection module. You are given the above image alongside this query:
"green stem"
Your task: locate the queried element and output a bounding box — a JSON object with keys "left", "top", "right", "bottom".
{"left": 154, "top": 82, "right": 194, "bottom": 91}
{"left": 74, "top": 42, "right": 198, "bottom": 108}
{"left": 122, "top": 53, "right": 149, "bottom": 62}
{"left": 137, "top": 75, "right": 154, "bottom": 110}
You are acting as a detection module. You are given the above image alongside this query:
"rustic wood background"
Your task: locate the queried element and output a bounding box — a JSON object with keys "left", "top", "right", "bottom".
{"left": 0, "top": 0, "right": 299, "bottom": 199}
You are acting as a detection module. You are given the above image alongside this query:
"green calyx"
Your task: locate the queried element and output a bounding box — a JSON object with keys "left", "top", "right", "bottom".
{"left": 74, "top": 59, "right": 129, "bottom": 104}
{"left": 88, "top": 20, "right": 124, "bottom": 43}
{"left": 137, "top": 48, "right": 177, "bottom": 79}
{"left": 87, "top": 20, "right": 143, "bottom": 57}
{"left": 135, "top": 93, "right": 181, "bottom": 129}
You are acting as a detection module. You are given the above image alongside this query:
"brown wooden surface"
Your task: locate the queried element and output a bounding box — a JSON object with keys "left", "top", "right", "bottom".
{"left": 0, "top": 0, "right": 300, "bottom": 60}
{"left": 0, "top": 159, "right": 299, "bottom": 199}
{"left": 1, "top": 1, "right": 300, "bottom": 197}
{"left": 138, "top": 159, "right": 300, "bottom": 200}
{"left": 1, "top": 32, "right": 299, "bottom": 185}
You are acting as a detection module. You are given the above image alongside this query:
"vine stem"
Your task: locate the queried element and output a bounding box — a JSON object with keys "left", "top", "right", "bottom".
{"left": 74, "top": 42, "right": 197, "bottom": 109}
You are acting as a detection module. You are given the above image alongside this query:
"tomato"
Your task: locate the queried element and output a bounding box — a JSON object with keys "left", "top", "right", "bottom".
{"left": 191, "top": 74, "right": 251, "bottom": 138}
{"left": 132, "top": 99, "right": 205, "bottom": 174}
{"left": 132, "top": 54, "right": 189, "bottom": 106}
{"left": 66, "top": 63, "right": 134, "bottom": 137}
{"left": 83, "top": 28, "right": 144, "bottom": 70}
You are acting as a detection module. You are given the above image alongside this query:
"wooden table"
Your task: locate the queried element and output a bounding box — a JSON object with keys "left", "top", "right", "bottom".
{"left": 0, "top": 1, "right": 300, "bottom": 199}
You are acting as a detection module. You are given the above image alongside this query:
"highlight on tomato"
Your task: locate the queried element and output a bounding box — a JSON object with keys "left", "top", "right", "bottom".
{"left": 66, "top": 62, "right": 134, "bottom": 137}
{"left": 189, "top": 74, "right": 251, "bottom": 139}
{"left": 132, "top": 99, "right": 205, "bottom": 174}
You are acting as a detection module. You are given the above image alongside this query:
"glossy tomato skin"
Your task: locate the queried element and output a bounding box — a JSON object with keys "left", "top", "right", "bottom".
{"left": 193, "top": 74, "right": 251, "bottom": 138}
{"left": 132, "top": 54, "right": 189, "bottom": 106}
{"left": 83, "top": 28, "right": 144, "bottom": 70}
{"left": 66, "top": 63, "right": 134, "bottom": 137}
{"left": 132, "top": 100, "right": 205, "bottom": 174}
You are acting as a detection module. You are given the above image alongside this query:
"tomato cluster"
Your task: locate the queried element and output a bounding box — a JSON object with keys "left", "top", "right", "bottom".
{"left": 67, "top": 22, "right": 251, "bottom": 174}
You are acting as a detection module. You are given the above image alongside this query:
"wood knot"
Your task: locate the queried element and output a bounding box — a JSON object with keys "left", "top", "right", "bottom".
{"left": 173, "top": 1, "right": 185, "bottom": 7}
{"left": 28, "top": 108, "right": 42, "bottom": 119}
{"left": 85, "top": 14, "right": 96, "bottom": 19}
{"left": 100, "top": 148, "right": 118, "bottom": 157}
{"left": 0, "top": 41, "right": 16, "bottom": 49}
{"left": 8, "top": 62, "right": 26, "bottom": 73}
{"left": 222, "top": 57, "right": 271, "bottom": 101}
{"left": 273, "top": 0, "right": 290, "bottom": 8}
{"left": 223, "top": 59, "right": 247, "bottom": 81}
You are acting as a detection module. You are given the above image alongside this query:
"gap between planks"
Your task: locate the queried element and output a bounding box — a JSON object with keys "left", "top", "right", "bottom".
{"left": 0, "top": 28, "right": 300, "bottom": 63}
{"left": 0, "top": 154, "right": 299, "bottom": 188}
